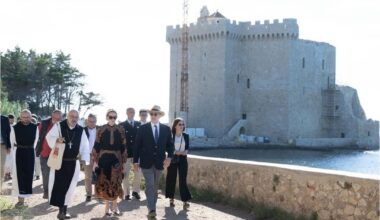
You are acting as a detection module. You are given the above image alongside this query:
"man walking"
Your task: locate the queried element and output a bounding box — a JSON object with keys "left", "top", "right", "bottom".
{"left": 121, "top": 107, "right": 142, "bottom": 200}
{"left": 46, "top": 110, "right": 90, "bottom": 219}
{"left": 10, "top": 109, "right": 39, "bottom": 207}
{"left": 134, "top": 105, "right": 173, "bottom": 218}
{"left": 35, "top": 110, "right": 62, "bottom": 199}
{"left": 83, "top": 113, "right": 97, "bottom": 202}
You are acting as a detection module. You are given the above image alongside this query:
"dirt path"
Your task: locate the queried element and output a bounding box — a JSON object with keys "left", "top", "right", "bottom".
{"left": 1, "top": 173, "right": 253, "bottom": 220}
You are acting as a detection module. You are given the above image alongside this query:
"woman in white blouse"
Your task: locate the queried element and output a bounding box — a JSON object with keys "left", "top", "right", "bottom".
{"left": 165, "top": 118, "right": 192, "bottom": 209}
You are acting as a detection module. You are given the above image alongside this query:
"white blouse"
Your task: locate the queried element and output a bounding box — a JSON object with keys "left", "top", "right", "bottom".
{"left": 174, "top": 135, "right": 187, "bottom": 154}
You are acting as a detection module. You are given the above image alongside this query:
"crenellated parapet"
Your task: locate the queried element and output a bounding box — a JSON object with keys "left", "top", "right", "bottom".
{"left": 166, "top": 18, "right": 299, "bottom": 44}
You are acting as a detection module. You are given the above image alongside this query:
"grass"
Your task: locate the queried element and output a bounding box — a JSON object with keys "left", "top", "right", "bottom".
{"left": 0, "top": 196, "right": 34, "bottom": 219}
{"left": 158, "top": 176, "right": 318, "bottom": 220}
{"left": 189, "top": 186, "right": 318, "bottom": 220}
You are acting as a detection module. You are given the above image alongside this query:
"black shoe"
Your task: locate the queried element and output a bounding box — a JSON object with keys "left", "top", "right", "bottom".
{"left": 57, "top": 207, "right": 65, "bottom": 220}
{"left": 169, "top": 199, "right": 175, "bottom": 207}
{"left": 113, "top": 209, "right": 122, "bottom": 216}
{"left": 86, "top": 196, "right": 91, "bottom": 202}
{"left": 132, "top": 191, "right": 141, "bottom": 200}
{"left": 63, "top": 206, "right": 71, "bottom": 219}
{"left": 148, "top": 210, "right": 157, "bottom": 218}
{"left": 124, "top": 195, "right": 131, "bottom": 200}
{"left": 35, "top": 175, "right": 40, "bottom": 180}
{"left": 183, "top": 202, "right": 190, "bottom": 209}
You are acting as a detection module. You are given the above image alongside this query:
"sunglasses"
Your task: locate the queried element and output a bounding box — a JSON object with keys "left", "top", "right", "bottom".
{"left": 178, "top": 123, "right": 185, "bottom": 126}
{"left": 108, "top": 116, "right": 117, "bottom": 120}
{"left": 150, "top": 112, "right": 159, "bottom": 117}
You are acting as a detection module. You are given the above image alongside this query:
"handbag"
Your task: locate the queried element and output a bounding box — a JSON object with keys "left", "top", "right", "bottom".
{"left": 171, "top": 135, "right": 184, "bottom": 164}
{"left": 171, "top": 155, "right": 179, "bottom": 164}
{"left": 47, "top": 123, "right": 65, "bottom": 170}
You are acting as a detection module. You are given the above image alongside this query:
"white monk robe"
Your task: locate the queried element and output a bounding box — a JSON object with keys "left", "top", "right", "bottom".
{"left": 46, "top": 120, "right": 90, "bottom": 207}
{"left": 10, "top": 122, "right": 39, "bottom": 198}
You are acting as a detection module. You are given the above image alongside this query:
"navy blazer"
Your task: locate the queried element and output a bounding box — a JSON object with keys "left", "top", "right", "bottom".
{"left": 134, "top": 122, "right": 174, "bottom": 170}
{"left": 1, "top": 115, "right": 11, "bottom": 149}
{"left": 120, "top": 120, "right": 141, "bottom": 158}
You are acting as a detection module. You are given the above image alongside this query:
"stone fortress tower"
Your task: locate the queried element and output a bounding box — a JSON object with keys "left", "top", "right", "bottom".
{"left": 166, "top": 6, "right": 379, "bottom": 149}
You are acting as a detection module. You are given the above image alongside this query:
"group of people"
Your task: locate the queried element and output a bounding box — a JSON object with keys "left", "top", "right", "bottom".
{"left": 0, "top": 105, "right": 192, "bottom": 219}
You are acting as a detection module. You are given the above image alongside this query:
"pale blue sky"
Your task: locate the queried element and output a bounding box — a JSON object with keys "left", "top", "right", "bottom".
{"left": 0, "top": 0, "right": 379, "bottom": 124}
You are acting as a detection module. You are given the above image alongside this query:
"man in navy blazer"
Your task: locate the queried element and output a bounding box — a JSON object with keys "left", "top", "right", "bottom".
{"left": 134, "top": 105, "right": 173, "bottom": 218}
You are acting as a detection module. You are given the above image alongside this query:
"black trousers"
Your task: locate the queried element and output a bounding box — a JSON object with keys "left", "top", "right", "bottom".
{"left": 165, "top": 155, "right": 192, "bottom": 202}
{"left": 16, "top": 148, "right": 35, "bottom": 195}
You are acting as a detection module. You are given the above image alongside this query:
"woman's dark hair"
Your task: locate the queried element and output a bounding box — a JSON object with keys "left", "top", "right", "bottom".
{"left": 171, "top": 118, "right": 185, "bottom": 135}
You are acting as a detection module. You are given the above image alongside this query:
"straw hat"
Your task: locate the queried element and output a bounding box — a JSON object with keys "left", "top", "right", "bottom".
{"left": 149, "top": 105, "right": 165, "bottom": 116}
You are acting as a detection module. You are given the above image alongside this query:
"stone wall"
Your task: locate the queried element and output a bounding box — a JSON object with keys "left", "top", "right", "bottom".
{"left": 186, "top": 155, "right": 380, "bottom": 220}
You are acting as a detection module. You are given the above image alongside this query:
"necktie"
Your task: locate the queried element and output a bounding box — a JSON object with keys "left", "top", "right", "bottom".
{"left": 154, "top": 125, "right": 159, "bottom": 144}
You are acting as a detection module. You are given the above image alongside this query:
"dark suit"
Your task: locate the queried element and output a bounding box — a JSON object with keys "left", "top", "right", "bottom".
{"left": 1, "top": 115, "right": 11, "bottom": 149}
{"left": 1, "top": 115, "right": 11, "bottom": 187}
{"left": 120, "top": 120, "right": 141, "bottom": 158}
{"left": 134, "top": 122, "right": 174, "bottom": 211}
{"left": 134, "top": 122, "right": 174, "bottom": 170}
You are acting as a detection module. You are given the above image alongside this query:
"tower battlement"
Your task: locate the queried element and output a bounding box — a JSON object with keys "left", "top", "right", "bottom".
{"left": 166, "top": 18, "right": 299, "bottom": 44}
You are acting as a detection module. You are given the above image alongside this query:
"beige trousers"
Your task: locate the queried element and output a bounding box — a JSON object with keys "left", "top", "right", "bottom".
{"left": 123, "top": 157, "right": 141, "bottom": 196}
{"left": 83, "top": 155, "right": 94, "bottom": 197}
{"left": 0, "top": 144, "right": 8, "bottom": 190}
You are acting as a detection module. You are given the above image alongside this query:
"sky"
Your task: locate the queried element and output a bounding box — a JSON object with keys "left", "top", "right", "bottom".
{"left": 0, "top": 0, "right": 379, "bottom": 124}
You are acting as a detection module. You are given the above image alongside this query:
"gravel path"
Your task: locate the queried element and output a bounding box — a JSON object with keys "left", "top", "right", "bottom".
{"left": 1, "top": 173, "right": 253, "bottom": 220}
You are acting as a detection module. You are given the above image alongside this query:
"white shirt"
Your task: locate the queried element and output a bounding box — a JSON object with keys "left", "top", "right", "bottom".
{"left": 140, "top": 121, "right": 147, "bottom": 125}
{"left": 128, "top": 119, "right": 134, "bottom": 127}
{"left": 151, "top": 122, "right": 160, "bottom": 139}
{"left": 87, "top": 127, "right": 96, "bottom": 152}
{"left": 174, "top": 135, "right": 187, "bottom": 154}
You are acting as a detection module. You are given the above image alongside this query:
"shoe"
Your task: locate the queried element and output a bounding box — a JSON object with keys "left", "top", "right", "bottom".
{"left": 57, "top": 207, "right": 65, "bottom": 220}
{"left": 15, "top": 201, "right": 26, "bottom": 208}
{"left": 183, "top": 202, "right": 190, "bottom": 209}
{"left": 63, "top": 205, "right": 71, "bottom": 219}
{"left": 169, "top": 199, "right": 175, "bottom": 207}
{"left": 105, "top": 212, "right": 112, "bottom": 217}
{"left": 132, "top": 191, "right": 141, "bottom": 200}
{"left": 43, "top": 192, "right": 48, "bottom": 199}
{"left": 85, "top": 196, "right": 91, "bottom": 202}
{"left": 113, "top": 208, "right": 122, "bottom": 216}
{"left": 148, "top": 210, "right": 157, "bottom": 218}
{"left": 124, "top": 195, "right": 131, "bottom": 200}
{"left": 35, "top": 175, "right": 40, "bottom": 180}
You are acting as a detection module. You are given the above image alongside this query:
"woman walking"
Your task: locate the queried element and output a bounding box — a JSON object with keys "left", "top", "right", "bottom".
{"left": 93, "top": 109, "right": 127, "bottom": 216}
{"left": 165, "top": 118, "right": 192, "bottom": 209}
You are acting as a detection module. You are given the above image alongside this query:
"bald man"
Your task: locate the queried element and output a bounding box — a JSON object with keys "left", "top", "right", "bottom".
{"left": 10, "top": 109, "right": 39, "bottom": 207}
{"left": 46, "top": 110, "right": 90, "bottom": 219}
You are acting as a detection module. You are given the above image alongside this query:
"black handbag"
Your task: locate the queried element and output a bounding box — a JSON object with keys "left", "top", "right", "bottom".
{"left": 171, "top": 155, "right": 179, "bottom": 164}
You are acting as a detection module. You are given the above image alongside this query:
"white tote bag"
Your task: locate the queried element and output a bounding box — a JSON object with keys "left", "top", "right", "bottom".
{"left": 47, "top": 123, "right": 65, "bottom": 170}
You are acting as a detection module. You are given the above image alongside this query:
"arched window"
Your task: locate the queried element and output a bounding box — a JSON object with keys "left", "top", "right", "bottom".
{"left": 322, "top": 59, "right": 325, "bottom": 70}
{"left": 247, "top": 78, "right": 250, "bottom": 89}
{"left": 237, "top": 74, "right": 240, "bottom": 83}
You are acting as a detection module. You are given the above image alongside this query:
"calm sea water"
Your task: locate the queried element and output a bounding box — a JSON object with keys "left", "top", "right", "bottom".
{"left": 190, "top": 148, "right": 380, "bottom": 175}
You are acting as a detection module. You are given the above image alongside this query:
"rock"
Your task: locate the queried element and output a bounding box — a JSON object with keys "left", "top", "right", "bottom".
{"left": 366, "top": 211, "right": 377, "bottom": 219}
{"left": 358, "top": 198, "right": 367, "bottom": 207}
{"left": 354, "top": 208, "right": 362, "bottom": 216}
{"left": 352, "top": 183, "right": 361, "bottom": 192}
{"left": 319, "top": 210, "right": 330, "bottom": 219}
{"left": 343, "top": 205, "right": 355, "bottom": 216}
